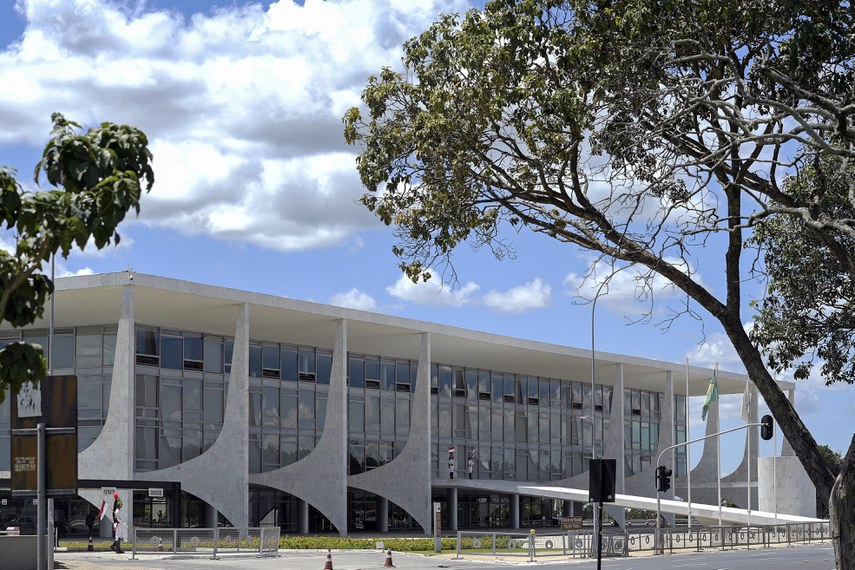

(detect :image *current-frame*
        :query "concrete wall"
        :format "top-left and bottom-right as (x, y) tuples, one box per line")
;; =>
(758, 456), (816, 518)
(0, 535), (38, 570)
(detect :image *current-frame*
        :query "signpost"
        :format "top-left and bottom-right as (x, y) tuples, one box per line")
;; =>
(10, 375), (78, 570)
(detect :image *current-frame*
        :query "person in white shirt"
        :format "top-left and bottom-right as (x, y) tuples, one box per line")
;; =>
(112, 500), (126, 554)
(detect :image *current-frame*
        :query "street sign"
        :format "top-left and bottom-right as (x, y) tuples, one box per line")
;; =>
(148, 488), (164, 498)
(10, 375), (78, 497)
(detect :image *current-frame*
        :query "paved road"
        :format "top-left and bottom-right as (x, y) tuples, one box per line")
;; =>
(55, 542), (835, 570)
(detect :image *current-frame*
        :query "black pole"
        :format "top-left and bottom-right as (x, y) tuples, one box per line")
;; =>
(596, 500), (603, 569)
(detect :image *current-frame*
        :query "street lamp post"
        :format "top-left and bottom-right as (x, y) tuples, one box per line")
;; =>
(590, 278), (608, 567)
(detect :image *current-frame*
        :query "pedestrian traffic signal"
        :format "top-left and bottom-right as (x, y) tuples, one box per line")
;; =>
(655, 465), (672, 493)
(761, 414), (774, 440)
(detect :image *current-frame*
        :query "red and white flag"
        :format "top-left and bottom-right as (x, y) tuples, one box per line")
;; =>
(97, 500), (109, 521)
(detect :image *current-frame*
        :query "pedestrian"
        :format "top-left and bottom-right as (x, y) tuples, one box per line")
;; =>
(85, 510), (95, 540)
(112, 499), (126, 553)
(109, 491), (119, 551)
(467, 454), (474, 479)
(448, 454), (456, 479)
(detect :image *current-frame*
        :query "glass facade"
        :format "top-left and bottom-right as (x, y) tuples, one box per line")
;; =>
(0, 316), (689, 534)
(430, 365), (617, 482)
(347, 354), (414, 474)
(133, 325), (333, 473)
(0, 326), (117, 470)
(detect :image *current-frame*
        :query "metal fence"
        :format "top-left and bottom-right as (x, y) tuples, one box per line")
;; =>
(457, 522), (830, 560)
(455, 530), (627, 560)
(132, 527), (280, 558)
(643, 522), (831, 554)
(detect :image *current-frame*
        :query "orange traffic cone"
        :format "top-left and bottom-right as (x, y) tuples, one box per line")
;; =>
(323, 548), (334, 570)
(384, 548), (394, 567)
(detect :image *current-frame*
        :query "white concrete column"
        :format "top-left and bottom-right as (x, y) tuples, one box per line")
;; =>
(378, 497), (389, 533)
(510, 494), (520, 529)
(613, 364), (625, 492)
(299, 500), (309, 534)
(205, 504), (218, 528)
(448, 488), (458, 531)
(79, 285), (135, 480)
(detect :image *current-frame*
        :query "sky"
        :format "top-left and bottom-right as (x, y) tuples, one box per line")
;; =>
(0, 0), (851, 476)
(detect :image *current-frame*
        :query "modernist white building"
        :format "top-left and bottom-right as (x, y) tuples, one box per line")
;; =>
(0, 272), (814, 535)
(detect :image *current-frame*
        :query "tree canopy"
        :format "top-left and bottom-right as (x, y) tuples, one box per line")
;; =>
(0, 113), (153, 400)
(751, 154), (855, 384)
(344, 0), (854, 565)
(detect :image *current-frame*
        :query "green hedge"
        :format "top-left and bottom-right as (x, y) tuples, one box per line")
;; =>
(279, 536), (458, 551)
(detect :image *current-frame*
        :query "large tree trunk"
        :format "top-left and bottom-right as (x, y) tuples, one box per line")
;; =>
(830, 435), (855, 569)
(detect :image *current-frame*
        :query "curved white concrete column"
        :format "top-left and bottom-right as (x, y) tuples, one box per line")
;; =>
(721, 385), (758, 509)
(250, 319), (349, 535)
(79, 285), (135, 481)
(684, 397), (722, 506)
(348, 332), (433, 535)
(140, 303), (250, 528)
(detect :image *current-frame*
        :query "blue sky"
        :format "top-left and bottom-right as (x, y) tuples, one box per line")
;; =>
(1, 0), (851, 475)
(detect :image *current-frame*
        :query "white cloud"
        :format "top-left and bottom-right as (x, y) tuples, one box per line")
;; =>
(386, 271), (480, 307)
(329, 288), (377, 311)
(686, 332), (746, 373)
(564, 258), (694, 316)
(1, 0), (469, 251)
(482, 277), (551, 313)
(56, 265), (95, 278)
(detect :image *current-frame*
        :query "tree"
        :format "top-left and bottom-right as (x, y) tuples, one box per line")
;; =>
(815, 446), (844, 519)
(750, 155), (855, 384)
(0, 113), (153, 400)
(343, 0), (854, 565)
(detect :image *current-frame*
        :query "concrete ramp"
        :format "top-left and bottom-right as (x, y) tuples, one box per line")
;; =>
(439, 479), (824, 525)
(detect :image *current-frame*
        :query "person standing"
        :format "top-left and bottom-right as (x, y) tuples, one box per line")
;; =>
(112, 499), (126, 553)
(467, 454), (475, 479)
(85, 510), (95, 540)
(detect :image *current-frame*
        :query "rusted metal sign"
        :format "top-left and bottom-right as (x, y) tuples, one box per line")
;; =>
(10, 375), (78, 496)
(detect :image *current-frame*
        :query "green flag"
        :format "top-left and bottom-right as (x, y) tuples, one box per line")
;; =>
(701, 371), (719, 421)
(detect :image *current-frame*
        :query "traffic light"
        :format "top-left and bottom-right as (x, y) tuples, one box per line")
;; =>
(655, 465), (672, 493)
(761, 414), (774, 440)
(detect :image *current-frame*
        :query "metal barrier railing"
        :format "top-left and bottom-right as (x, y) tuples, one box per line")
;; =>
(132, 527), (280, 558)
(457, 521), (830, 560)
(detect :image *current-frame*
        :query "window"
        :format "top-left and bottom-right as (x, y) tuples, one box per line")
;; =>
(53, 330), (74, 369)
(299, 347), (316, 382)
(184, 333), (203, 369)
(249, 343), (262, 378)
(381, 359), (395, 391)
(136, 326), (159, 365)
(262, 343), (280, 379)
(396, 361), (411, 392)
(348, 356), (364, 388)
(282, 346), (298, 382)
(204, 337), (223, 374)
(316, 351), (332, 385)
(161, 333), (182, 370)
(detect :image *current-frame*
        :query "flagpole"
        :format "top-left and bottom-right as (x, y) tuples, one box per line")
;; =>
(774, 423), (778, 526)
(716, 363), (722, 527)
(685, 358), (692, 530)
(747, 384), (752, 527)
